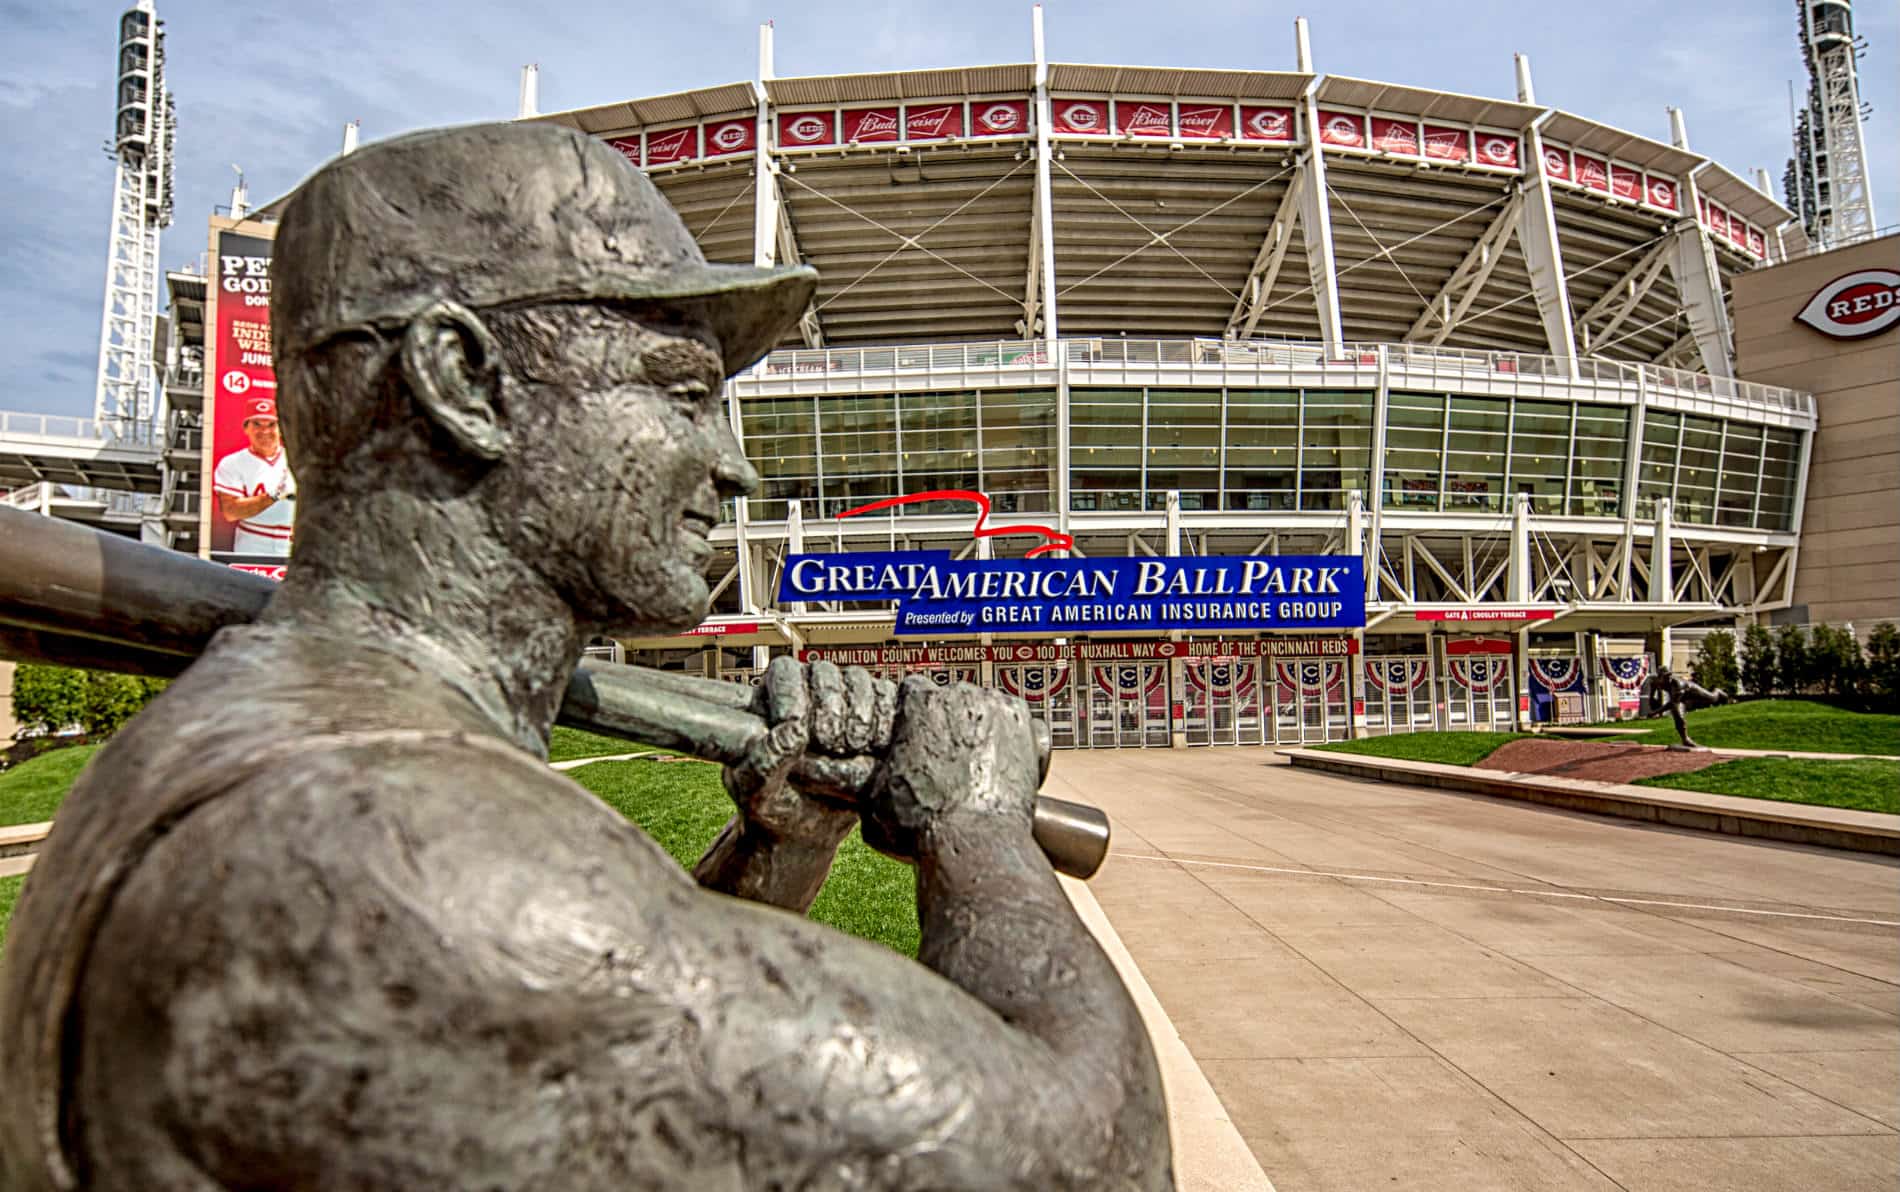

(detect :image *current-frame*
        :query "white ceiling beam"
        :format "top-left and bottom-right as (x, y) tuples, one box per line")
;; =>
(1226, 162), (1305, 340)
(1404, 191), (1521, 344)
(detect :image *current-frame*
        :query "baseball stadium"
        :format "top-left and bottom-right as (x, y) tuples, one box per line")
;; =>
(88, 10), (1888, 754)
(489, 16), (1841, 751)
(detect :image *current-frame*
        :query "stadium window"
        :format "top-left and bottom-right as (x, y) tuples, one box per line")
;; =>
(1444, 396), (1508, 513)
(818, 395), (900, 517)
(895, 390), (980, 516)
(1636, 410), (1680, 520)
(1298, 390), (1372, 512)
(1143, 389), (1221, 512)
(1507, 399), (1572, 516)
(1068, 388), (1144, 513)
(739, 396), (819, 521)
(1716, 422), (1763, 529)
(1382, 392), (1445, 511)
(1757, 428), (1802, 531)
(980, 389), (1057, 514)
(1567, 404), (1628, 518)
(1221, 389), (1299, 511)
(1674, 415), (1723, 525)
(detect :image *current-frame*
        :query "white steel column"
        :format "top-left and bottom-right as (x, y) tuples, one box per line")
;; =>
(1519, 104), (1580, 370)
(1666, 111), (1736, 379)
(1650, 497), (1674, 602)
(517, 64), (539, 119)
(1507, 492), (1532, 603)
(1032, 5), (1059, 345)
(1618, 370), (1647, 601)
(1293, 19), (1343, 352)
(1363, 346), (1390, 601)
(752, 25), (777, 269)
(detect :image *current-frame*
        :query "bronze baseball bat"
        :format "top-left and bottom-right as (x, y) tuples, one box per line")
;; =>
(0, 506), (1109, 878)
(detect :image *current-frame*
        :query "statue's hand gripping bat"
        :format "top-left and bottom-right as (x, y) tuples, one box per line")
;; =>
(0, 507), (1109, 877)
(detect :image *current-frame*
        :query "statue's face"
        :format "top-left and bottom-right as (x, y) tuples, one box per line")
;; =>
(495, 304), (757, 635)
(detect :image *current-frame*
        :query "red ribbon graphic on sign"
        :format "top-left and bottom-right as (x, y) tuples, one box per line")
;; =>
(836, 490), (1074, 557)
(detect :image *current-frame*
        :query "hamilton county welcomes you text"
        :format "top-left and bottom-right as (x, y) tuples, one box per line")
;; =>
(778, 552), (1366, 636)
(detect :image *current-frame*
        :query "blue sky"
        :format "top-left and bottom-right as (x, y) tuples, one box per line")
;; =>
(2, 0), (1893, 418)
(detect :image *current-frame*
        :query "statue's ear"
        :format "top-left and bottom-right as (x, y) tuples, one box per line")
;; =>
(400, 300), (510, 462)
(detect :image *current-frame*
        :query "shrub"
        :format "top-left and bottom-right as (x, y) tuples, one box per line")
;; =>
(1808, 625), (1866, 699)
(1690, 629), (1738, 696)
(10, 664), (165, 740)
(1739, 624), (1777, 698)
(1775, 624), (1810, 696)
(1867, 622), (1900, 710)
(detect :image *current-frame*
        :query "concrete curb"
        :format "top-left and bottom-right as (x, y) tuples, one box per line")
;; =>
(0, 821), (50, 860)
(1280, 748), (1900, 856)
(1060, 874), (1276, 1192)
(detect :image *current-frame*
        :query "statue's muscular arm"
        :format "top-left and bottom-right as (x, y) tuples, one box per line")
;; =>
(75, 689), (1169, 1191)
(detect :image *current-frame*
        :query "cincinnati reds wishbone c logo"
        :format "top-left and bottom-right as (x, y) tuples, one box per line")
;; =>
(709, 122), (748, 150)
(1249, 109), (1287, 137)
(1795, 270), (1900, 340)
(1061, 102), (1101, 131)
(787, 114), (828, 143)
(980, 103), (1021, 132)
(1482, 136), (1514, 163)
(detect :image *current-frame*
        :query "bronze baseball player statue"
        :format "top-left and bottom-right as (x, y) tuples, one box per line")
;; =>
(1644, 666), (1730, 749)
(0, 123), (1170, 1189)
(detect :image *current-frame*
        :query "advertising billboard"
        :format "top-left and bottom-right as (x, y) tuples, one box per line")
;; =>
(204, 222), (295, 571)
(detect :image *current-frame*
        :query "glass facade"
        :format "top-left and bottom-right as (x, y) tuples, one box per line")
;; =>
(738, 384), (1801, 531)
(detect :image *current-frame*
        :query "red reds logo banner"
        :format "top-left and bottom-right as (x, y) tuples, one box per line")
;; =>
(1176, 102), (1232, 140)
(1795, 269), (1900, 339)
(1746, 226), (1766, 258)
(972, 100), (1028, 136)
(1239, 106), (1295, 142)
(1319, 110), (1365, 148)
(1608, 163), (1639, 201)
(1116, 100), (1172, 137)
(777, 110), (837, 148)
(645, 126), (697, 165)
(1644, 174), (1679, 211)
(844, 106), (900, 142)
(1541, 144), (1572, 182)
(1052, 98), (1108, 135)
(1575, 153), (1609, 192)
(906, 103), (963, 140)
(1422, 124), (1469, 162)
(1476, 133), (1519, 168)
(1370, 116), (1420, 156)
(605, 136), (641, 166)
(704, 118), (755, 156)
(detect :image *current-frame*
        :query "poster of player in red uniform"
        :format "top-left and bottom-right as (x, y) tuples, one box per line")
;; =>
(205, 225), (296, 569)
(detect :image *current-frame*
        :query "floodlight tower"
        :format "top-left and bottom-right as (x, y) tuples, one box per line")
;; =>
(92, 0), (175, 439)
(1785, 0), (1877, 248)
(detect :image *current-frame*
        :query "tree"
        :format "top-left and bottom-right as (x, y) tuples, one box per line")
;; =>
(1866, 622), (1900, 711)
(1807, 625), (1866, 700)
(1691, 630), (1738, 695)
(1739, 624), (1777, 698)
(1775, 624), (1810, 696)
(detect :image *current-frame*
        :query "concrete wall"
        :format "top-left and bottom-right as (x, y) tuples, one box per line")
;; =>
(0, 660), (16, 741)
(1732, 233), (1900, 630)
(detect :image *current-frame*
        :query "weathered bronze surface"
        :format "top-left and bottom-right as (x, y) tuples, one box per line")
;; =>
(1645, 666), (1732, 749)
(0, 123), (1170, 1189)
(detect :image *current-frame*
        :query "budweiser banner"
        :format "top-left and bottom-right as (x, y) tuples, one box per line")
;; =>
(1370, 116), (1420, 156)
(778, 110), (837, 148)
(1239, 105), (1295, 142)
(905, 102), (962, 140)
(206, 226), (295, 566)
(1541, 143), (1572, 182)
(1608, 163), (1639, 201)
(843, 106), (900, 142)
(1727, 216), (1748, 248)
(645, 126), (697, 165)
(1575, 153), (1609, 192)
(971, 99), (1029, 136)
(1052, 98), (1109, 135)
(605, 136), (641, 166)
(1318, 110), (1366, 148)
(1644, 174), (1679, 211)
(1422, 124), (1469, 162)
(1176, 102), (1233, 140)
(1116, 99), (1173, 138)
(1706, 203), (1729, 239)
(1474, 132), (1519, 169)
(704, 117), (755, 156)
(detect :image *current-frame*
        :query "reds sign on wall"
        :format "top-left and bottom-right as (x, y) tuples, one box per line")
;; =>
(1318, 110), (1366, 148)
(704, 118), (755, 156)
(1474, 133), (1518, 169)
(1240, 106), (1295, 142)
(972, 100), (1028, 136)
(1644, 175), (1679, 211)
(778, 110), (837, 148)
(1795, 269), (1900, 339)
(1052, 99), (1108, 134)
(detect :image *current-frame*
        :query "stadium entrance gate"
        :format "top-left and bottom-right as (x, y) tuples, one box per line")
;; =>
(1442, 640), (1517, 731)
(1363, 655), (1435, 735)
(1180, 639), (1356, 746)
(1084, 660), (1171, 748)
(995, 659), (1079, 750)
(1180, 657), (1265, 746)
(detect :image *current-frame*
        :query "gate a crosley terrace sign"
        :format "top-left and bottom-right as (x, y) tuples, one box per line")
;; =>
(778, 551), (1367, 636)
(1794, 269), (1900, 340)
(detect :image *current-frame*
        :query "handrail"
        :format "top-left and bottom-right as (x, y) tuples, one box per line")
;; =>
(741, 336), (1814, 419)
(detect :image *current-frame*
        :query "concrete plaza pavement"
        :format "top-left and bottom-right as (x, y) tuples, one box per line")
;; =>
(1041, 747), (1900, 1191)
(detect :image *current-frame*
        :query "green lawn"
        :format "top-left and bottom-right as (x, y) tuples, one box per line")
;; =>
(1612, 699), (1900, 755)
(0, 874), (22, 954)
(0, 744), (100, 827)
(0, 749), (919, 960)
(1635, 757), (1900, 815)
(1313, 731), (1527, 766)
(548, 724), (656, 763)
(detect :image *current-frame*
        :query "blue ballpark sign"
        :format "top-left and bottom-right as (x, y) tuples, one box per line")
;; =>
(778, 552), (1366, 636)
